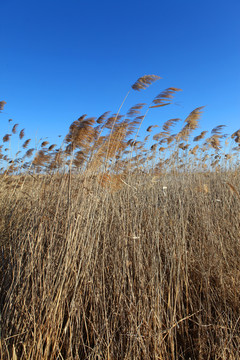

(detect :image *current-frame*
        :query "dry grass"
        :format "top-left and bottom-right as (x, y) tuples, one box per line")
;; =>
(0, 76), (240, 359)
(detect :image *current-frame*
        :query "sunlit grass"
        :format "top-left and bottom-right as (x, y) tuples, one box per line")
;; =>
(0, 77), (240, 359)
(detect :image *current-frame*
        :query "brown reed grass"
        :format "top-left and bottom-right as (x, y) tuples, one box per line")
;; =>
(1, 77), (240, 359)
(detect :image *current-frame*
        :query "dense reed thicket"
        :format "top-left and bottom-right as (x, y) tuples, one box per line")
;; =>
(0, 76), (240, 359)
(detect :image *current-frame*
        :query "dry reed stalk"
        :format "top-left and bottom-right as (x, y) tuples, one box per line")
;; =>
(98, 172), (125, 192)
(226, 182), (240, 199)
(2, 79), (240, 359)
(194, 183), (209, 194)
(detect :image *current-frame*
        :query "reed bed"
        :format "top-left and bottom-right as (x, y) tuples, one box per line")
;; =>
(0, 76), (240, 359)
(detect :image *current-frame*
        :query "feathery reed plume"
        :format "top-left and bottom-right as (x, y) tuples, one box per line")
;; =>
(231, 130), (240, 144)
(49, 149), (64, 170)
(125, 118), (141, 137)
(73, 150), (85, 168)
(150, 144), (158, 151)
(96, 111), (111, 124)
(166, 135), (175, 144)
(128, 140), (141, 149)
(3, 134), (11, 142)
(8, 119), (13, 122)
(176, 107), (204, 141)
(184, 106), (204, 130)
(19, 129), (25, 139)
(127, 103), (146, 117)
(224, 154), (231, 160)
(0, 100), (6, 111)
(12, 123), (19, 134)
(178, 143), (189, 150)
(65, 116), (96, 152)
(211, 125), (226, 135)
(162, 118), (180, 131)
(33, 150), (51, 166)
(25, 148), (34, 158)
(193, 131), (208, 141)
(48, 144), (57, 151)
(41, 141), (49, 147)
(22, 139), (31, 148)
(150, 87), (182, 108)
(190, 145), (199, 155)
(131, 75), (161, 91)
(231, 129), (240, 139)
(159, 147), (166, 152)
(147, 125), (158, 132)
(105, 115), (117, 129)
(153, 131), (168, 141)
(102, 122), (128, 161)
(127, 139), (134, 147)
(205, 135), (221, 150)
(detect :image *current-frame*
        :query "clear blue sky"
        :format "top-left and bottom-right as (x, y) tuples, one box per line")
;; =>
(1, 0), (239, 147)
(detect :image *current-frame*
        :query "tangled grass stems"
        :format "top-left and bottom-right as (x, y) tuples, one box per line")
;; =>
(0, 75), (240, 359)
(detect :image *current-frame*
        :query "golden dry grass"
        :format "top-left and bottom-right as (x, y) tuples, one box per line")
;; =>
(0, 76), (240, 359)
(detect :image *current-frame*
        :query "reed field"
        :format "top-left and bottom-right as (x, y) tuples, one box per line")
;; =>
(0, 75), (240, 359)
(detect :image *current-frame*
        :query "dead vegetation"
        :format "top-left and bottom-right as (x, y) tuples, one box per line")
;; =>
(0, 76), (240, 359)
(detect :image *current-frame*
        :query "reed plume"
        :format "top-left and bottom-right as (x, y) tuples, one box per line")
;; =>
(33, 150), (51, 166)
(131, 74), (161, 91)
(22, 139), (31, 148)
(146, 125), (158, 132)
(193, 131), (208, 141)
(3, 134), (11, 142)
(0, 100), (6, 111)
(211, 125), (226, 135)
(48, 144), (57, 151)
(150, 87), (182, 108)
(1, 77), (240, 360)
(12, 124), (19, 134)
(19, 129), (25, 139)
(162, 118), (180, 131)
(25, 148), (34, 157)
(127, 103), (146, 117)
(96, 111), (111, 124)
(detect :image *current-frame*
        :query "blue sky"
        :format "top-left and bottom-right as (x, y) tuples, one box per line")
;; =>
(1, 0), (239, 148)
